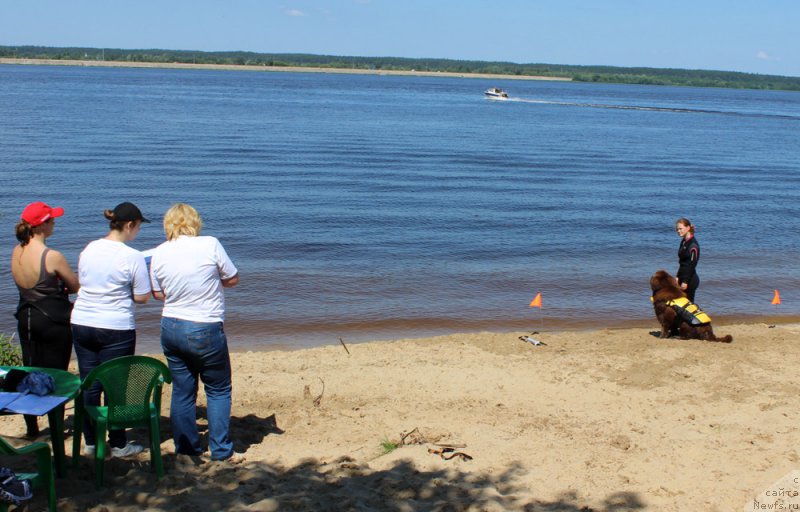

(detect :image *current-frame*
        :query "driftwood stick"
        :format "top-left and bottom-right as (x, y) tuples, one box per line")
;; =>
(338, 337), (351, 355)
(432, 442), (467, 449)
(399, 427), (421, 446)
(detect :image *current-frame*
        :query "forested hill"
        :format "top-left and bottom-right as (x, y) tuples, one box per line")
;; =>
(2, 45), (799, 91)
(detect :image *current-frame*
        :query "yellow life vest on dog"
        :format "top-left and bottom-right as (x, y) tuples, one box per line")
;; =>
(665, 297), (712, 325)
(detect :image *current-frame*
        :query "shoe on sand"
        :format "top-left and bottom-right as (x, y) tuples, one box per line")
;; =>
(227, 452), (246, 464)
(175, 453), (207, 470)
(211, 452), (246, 464)
(111, 443), (144, 458)
(0, 468), (33, 506)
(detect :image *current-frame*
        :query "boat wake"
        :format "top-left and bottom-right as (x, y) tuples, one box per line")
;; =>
(506, 97), (800, 120)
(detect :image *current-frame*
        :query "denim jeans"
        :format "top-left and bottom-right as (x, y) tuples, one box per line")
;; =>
(160, 317), (233, 460)
(71, 324), (137, 448)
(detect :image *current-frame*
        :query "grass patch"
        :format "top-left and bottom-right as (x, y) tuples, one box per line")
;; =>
(0, 333), (22, 366)
(379, 438), (399, 455)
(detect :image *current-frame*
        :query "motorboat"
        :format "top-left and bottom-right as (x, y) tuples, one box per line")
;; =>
(484, 87), (509, 99)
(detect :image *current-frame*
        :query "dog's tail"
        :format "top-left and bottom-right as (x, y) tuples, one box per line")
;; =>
(711, 333), (733, 343)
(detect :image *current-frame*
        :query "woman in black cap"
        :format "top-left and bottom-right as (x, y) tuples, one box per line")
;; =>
(11, 201), (79, 437)
(70, 202), (152, 458)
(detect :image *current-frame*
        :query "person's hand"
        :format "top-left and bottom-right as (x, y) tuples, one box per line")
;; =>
(680, 283), (688, 290)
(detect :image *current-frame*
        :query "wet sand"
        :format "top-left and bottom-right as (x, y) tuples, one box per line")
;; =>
(1, 322), (798, 511)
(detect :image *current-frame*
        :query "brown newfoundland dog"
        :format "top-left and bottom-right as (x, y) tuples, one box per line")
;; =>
(649, 270), (732, 343)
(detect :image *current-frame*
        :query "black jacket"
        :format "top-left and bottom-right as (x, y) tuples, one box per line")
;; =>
(677, 236), (700, 285)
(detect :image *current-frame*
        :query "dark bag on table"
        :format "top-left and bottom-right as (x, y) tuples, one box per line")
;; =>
(17, 372), (55, 396)
(0, 370), (29, 392)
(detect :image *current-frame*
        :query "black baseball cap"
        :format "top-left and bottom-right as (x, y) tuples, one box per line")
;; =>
(112, 202), (151, 223)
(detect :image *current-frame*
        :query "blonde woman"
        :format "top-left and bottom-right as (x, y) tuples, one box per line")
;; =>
(149, 203), (241, 462)
(11, 201), (79, 437)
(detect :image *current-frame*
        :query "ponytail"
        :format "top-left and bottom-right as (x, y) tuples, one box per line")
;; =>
(15, 220), (33, 246)
(104, 209), (127, 231)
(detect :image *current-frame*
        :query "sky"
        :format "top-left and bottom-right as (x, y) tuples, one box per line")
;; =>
(1, 0), (798, 77)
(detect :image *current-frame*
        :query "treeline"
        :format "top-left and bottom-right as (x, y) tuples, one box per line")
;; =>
(569, 66), (800, 90)
(2, 45), (799, 91)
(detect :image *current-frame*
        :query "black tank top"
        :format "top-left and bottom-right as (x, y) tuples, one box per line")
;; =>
(15, 248), (73, 325)
(17, 248), (63, 302)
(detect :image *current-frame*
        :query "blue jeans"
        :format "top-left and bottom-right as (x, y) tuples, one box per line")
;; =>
(71, 324), (137, 448)
(160, 317), (233, 460)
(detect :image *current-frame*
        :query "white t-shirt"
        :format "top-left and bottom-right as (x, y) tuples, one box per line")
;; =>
(71, 238), (151, 330)
(149, 235), (238, 323)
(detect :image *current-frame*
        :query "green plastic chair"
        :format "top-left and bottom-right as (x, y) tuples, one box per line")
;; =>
(0, 436), (56, 512)
(70, 355), (172, 488)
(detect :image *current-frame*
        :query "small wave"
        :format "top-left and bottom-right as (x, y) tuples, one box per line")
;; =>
(506, 97), (800, 120)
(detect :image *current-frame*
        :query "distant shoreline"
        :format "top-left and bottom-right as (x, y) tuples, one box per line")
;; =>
(0, 57), (572, 81)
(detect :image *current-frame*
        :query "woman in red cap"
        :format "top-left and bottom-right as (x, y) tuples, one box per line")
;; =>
(11, 201), (80, 438)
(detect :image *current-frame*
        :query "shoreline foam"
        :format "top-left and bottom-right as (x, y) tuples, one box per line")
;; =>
(174, 313), (800, 352)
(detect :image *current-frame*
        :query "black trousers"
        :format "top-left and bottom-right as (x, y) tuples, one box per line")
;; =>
(683, 274), (700, 303)
(17, 307), (72, 435)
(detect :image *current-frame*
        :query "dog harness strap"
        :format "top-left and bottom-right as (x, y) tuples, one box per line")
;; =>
(666, 297), (712, 325)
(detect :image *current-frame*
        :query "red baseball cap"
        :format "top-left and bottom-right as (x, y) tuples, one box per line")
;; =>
(21, 202), (64, 227)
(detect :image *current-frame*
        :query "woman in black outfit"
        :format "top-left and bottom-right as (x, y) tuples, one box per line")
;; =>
(675, 217), (700, 302)
(11, 202), (79, 437)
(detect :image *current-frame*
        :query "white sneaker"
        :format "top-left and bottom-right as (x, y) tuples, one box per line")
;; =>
(83, 444), (96, 456)
(111, 443), (144, 458)
(211, 452), (246, 464)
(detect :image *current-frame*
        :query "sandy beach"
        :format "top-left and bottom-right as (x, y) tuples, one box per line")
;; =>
(1, 321), (798, 511)
(0, 57), (571, 82)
